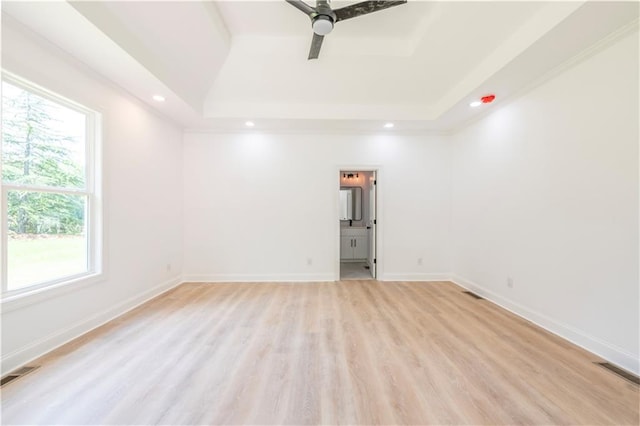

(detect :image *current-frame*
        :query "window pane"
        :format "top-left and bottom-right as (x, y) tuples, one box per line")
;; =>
(6, 191), (88, 290)
(1, 81), (86, 189)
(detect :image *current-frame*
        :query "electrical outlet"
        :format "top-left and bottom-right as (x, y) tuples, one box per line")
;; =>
(417, 257), (423, 266)
(306, 258), (313, 266)
(507, 277), (514, 288)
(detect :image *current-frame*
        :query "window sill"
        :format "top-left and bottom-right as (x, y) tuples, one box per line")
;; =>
(1, 272), (105, 314)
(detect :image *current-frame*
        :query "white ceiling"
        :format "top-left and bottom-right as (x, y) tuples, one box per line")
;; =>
(2, 1), (639, 132)
(69, 1), (230, 112)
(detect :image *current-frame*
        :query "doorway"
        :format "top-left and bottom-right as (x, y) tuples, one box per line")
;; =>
(338, 170), (377, 280)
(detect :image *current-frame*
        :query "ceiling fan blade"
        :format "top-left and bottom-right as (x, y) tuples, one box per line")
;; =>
(285, 0), (315, 16)
(334, 0), (407, 22)
(308, 33), (324, 60)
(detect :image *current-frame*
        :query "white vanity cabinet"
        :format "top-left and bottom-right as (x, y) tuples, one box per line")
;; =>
(340, 228), (368, 260)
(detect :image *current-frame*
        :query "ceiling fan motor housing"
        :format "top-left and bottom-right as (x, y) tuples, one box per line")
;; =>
(285, 0), (408, 59)
(312, 15), (334, 35)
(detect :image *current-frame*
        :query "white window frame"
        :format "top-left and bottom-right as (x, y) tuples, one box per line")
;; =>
(0, 71), (103, 303)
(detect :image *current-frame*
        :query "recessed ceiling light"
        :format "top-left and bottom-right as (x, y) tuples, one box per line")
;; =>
(469, 101), (482, 107)
(152, 95), (165, 102)
(245, 121), (255, 128)
(384, 122), (394, 129)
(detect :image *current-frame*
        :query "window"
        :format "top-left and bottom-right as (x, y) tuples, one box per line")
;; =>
(1, 73), (102, 298)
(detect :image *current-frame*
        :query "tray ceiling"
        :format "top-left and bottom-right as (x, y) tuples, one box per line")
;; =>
(2, 1), (638, 131)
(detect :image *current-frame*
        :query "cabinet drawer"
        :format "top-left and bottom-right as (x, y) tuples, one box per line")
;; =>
(341, 227), (367, 237)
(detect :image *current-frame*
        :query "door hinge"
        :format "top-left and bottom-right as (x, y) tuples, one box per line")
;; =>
(373, 258), (377, 264)
(374, 180), (377, 185)
(373, 219), (376, 225)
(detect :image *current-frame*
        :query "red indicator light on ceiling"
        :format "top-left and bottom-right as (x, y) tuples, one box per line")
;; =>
(481, 94), (496, 104)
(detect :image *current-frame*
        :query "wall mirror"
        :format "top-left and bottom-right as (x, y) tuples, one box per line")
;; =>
(339, 187), (362, 220)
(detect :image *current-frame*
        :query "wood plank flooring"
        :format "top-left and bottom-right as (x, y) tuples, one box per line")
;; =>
(2, 281), (638, 425)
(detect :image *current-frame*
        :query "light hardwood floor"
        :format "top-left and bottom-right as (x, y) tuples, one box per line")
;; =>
(1, 281), (638, 425)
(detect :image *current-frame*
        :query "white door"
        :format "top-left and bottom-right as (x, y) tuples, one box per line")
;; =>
(368, 172), (377, 277)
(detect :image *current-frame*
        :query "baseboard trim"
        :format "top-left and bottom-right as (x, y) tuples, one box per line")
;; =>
(183, 273), (453, 283)
(1, 276), (183, 376)
(450, 274), (640, 376)
(182, 273), (336, 283)
(381, 273), (451, 282)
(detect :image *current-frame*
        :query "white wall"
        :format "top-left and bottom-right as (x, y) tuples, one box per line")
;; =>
(183, 132), (452, 282)
(1, 19), (184, 374)
(451, 30), (639, 373)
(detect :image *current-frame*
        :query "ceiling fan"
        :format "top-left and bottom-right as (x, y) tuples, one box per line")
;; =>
(285, 0), (407, 60)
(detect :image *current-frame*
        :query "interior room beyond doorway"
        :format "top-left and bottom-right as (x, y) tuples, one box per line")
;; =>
(339, 170), (376, 280)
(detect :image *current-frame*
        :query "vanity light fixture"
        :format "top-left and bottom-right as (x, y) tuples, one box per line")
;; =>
(343, 173), (359, 179)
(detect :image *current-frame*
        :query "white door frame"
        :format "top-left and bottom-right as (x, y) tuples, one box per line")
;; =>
(334, 166), (382, 281)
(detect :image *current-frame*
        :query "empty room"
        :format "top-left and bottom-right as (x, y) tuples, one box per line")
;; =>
(1, 1), (638, 424)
